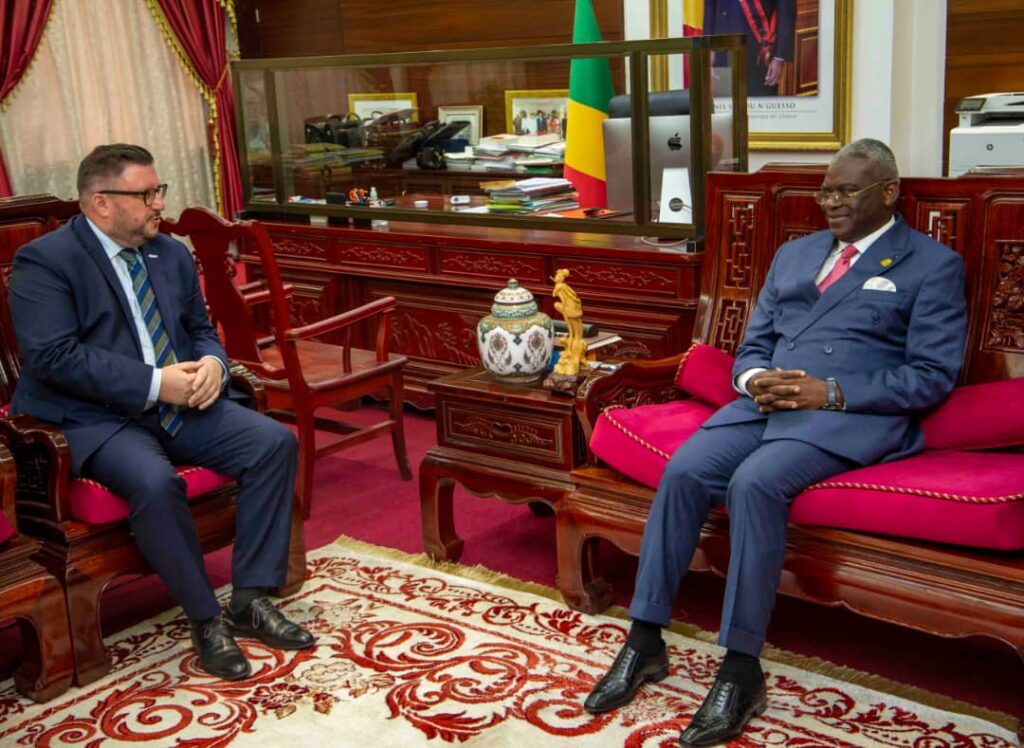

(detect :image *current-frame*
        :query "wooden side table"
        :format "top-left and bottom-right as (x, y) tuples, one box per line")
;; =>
(419, 367), (585, 561)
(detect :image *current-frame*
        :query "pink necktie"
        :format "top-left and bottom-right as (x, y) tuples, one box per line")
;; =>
(817, 244), (859, 293)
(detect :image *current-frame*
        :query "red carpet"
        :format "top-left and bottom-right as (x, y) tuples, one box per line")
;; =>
(2, 404), (1020, 725)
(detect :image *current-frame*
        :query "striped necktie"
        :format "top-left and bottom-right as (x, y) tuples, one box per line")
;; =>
(119, 249), (183, 436)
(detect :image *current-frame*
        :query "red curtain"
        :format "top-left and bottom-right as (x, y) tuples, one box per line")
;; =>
(0, 0), (54, 197)
(154, 0), (242, 216)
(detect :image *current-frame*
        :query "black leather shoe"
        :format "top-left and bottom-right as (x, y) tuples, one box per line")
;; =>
(584, 643), (670, 713)
(678, 675), (767, 746)
(227, 596), (316, 650)
(191, 614), (251, 681)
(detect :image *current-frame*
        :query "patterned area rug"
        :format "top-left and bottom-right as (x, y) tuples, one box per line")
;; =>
(0, 537), (1016, 746)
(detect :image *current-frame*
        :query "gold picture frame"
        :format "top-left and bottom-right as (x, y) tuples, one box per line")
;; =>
(437, 104), (483, 145)
(677, 0), (852, 150)
(347, 92), (420, 123)
(504, 89), (569, 137)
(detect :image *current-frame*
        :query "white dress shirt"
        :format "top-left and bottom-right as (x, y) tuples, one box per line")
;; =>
(735, 216), (897, 396)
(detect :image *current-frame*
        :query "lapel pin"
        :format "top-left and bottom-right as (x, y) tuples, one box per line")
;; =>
(147, 254), (158, 258)
(880, 258), (892, 267)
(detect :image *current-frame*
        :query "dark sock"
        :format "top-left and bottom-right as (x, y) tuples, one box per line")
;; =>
(718, 649), (763, 690)
(626, 619), (665, 656)
(229, 587), (265, 616)
(190, 613), (219, 629)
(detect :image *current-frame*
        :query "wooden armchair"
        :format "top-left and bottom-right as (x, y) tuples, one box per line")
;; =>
(0, 433), (74, 702)
(160, 207), (412, 518)
(0, 195), (306, 686)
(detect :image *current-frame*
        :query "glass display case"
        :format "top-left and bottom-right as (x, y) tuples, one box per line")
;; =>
(233, 35), (747, 238)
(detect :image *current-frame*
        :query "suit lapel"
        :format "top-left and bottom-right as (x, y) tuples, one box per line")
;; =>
(790, 218), (914, 339)
(796, 232), (835, 307)
(70, 216), (144, 357)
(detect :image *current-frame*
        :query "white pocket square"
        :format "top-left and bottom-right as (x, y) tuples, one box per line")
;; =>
(862, 276), (897, 292)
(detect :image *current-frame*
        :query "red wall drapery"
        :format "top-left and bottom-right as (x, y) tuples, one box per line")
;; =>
(0, 0), (54, 197)
(154, 0), (242, 217)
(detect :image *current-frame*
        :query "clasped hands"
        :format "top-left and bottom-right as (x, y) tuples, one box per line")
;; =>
(158, 359), (222, 410)
(747, 369), (829, 413)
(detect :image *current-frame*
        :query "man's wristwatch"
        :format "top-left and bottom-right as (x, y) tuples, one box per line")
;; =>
(822, 377), (844, 411)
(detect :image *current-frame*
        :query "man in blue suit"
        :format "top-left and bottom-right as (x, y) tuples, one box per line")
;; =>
(8, 144), (314, 681)
(584, 139), (967, 745)
(704, 0), (796, 96)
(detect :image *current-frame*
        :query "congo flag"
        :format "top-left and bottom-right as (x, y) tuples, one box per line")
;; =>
(563, 0), (615, 209)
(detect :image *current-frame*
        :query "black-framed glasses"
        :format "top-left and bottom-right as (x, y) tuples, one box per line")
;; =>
(814, 178), (890, 206)
(97, 183), (168, 206)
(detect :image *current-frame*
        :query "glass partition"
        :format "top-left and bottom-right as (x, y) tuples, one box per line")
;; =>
(232, 36), (747, 238)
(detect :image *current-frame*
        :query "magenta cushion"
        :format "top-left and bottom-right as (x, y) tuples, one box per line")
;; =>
(920, 378), (1024, 451)
(792, 450), (1024, 550)
(0, 512), (13, 545)
(69, 467), (234, 525)
(590, 399), (716, 489)
(674, 343), (737, 408)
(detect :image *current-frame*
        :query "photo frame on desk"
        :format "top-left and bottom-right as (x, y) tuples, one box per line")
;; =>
(504, 89), (569, 138)
(437, 105), (483, 145)
(347, 92), (420, 124)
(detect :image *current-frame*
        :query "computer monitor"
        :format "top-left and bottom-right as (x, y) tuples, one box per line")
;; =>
(602, 113), (734, 214)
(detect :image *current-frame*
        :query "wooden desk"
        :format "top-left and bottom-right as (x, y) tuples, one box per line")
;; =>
(244, 219), (703, 408)
(419, 367), (585, 561)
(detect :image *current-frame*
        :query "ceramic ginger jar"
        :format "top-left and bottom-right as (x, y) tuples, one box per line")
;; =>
(477, 279), (554, 383)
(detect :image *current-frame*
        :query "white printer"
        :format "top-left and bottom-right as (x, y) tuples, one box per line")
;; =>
(948, 92), (1024, 176)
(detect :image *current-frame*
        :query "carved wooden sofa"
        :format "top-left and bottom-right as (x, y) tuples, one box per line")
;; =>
(557, 166), (1024, 737)
(0, 195), (307, 686)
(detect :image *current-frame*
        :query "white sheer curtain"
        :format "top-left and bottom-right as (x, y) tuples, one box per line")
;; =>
(0, 0), (216, 217)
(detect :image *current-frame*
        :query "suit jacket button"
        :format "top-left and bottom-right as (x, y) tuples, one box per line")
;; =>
(824, 345), (834, 354)
(786, 342), (795, 350)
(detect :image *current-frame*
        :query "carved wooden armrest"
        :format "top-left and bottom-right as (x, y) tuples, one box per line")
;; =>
(228, 360), (268, 414)
(0, 414), (73, 525)
(282, 295), (395, 343)
(239, 281), (294, 308)
(574, 354), (687, 445)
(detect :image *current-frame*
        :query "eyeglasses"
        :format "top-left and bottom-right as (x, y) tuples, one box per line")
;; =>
(97, 183), (168, 206)
(813, 178), (889, 206)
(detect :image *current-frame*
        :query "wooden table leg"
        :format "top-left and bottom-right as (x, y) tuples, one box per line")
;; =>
(419, 452), (464, 562)
(555, 508), (612, 614)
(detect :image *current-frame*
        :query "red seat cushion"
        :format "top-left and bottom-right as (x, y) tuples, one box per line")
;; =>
(674, 343), (738, 408)
(921, 377), (1024, 451)
(69, 467), (234, 524)
(0, 512), (13, 545)
(590, 398), (1024, 551)
(590, 399), (715, 489)
(791, 451), (1024, 551)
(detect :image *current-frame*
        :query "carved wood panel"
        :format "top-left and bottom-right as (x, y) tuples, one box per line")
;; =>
(268, 233), (330, 260)
(560, 262), (678, 296)
(341, 242), (429, 270)
(441, 400), (566, 467)
(723, 199), (757, 290)
(985, 241), (1024, 351)
(439, 251), (544, 284)
(915, 200), (970, 254)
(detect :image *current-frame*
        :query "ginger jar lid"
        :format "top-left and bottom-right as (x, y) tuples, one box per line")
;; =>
(491, 278), (538, 318)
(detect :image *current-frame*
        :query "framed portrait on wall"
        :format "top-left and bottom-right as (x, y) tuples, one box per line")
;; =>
(677, 0), (852, 149)
(437, 105), (483, 145)
(504, 89), (569, 138)
(347, 92), (420, 124)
